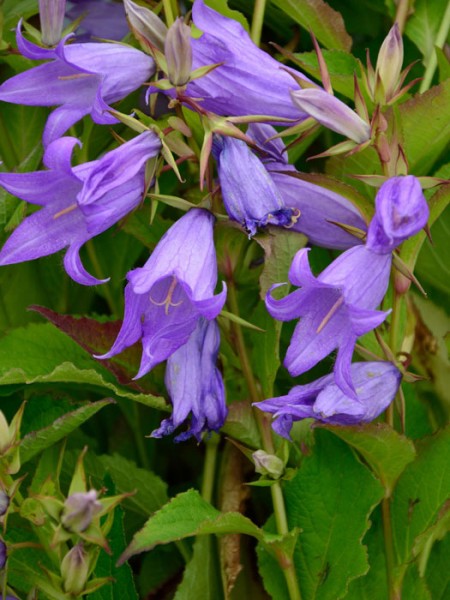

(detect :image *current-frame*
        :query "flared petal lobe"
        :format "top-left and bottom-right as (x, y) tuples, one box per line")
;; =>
(366, 176), (429, 253)
(98, 209), (227, 377)
(152, 318), (227, 441)
(255, 362), (401, 438)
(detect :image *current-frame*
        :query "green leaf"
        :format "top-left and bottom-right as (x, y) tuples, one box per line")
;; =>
(292, 50), (361, 99)
(88, 506), (139, 600)
(250, 303), (282, 399)
(258, 430), (384, 600)
(416, 204), (450, 295)
(120, 489), (295, 563)
(272, 0), (352, 51)
(19, 399), (114, 464)
(0, 323), (166, 410)
(323, 423), (416, 496)
(404, 0), (448, 65)
(221, 401), (262, 449)
(425, 535), (450, 599)
(174, 536), (223, 600)
(391, 427), (450, 569)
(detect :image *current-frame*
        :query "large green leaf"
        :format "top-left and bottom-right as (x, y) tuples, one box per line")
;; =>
(258, 430), (384, 600)
(391, 427), (450, 575)
(425, 535), (450, 599)
(0, 323), (166, 410)
(323, 423), (416, 496)
(174, 536), (223, 600)
(272, 0), (352, 51)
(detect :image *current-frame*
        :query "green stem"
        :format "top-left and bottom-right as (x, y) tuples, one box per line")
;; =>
(394, 0), (411, 34)
(85, 240), (119, 316)
(251, 0), (267, 46)
(201, 433), (219, 503)
(386, 290), (403, 427)
(419, 0), (450, 93)
(163, 0), (175, 27)
(227, 280), (302, 600)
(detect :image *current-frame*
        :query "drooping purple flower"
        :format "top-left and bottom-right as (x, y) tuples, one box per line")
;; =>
(266, 247), (391, 398)
(247, 124), (368, 249)
(0, 25), (154, 146)
(0, 131), (161, 285)
(290, 88), (371, 143)
(254, 362), (401, 439)
(181, 0), (310, 120)
(66, 0), (129, 41)
(213, 135), (297, 236)
(98, 209), (227, 378)
(151, 318), (227, 442)
(366, 175), (429, 254)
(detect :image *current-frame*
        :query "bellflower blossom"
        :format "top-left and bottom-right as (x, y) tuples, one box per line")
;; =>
(266, 247), (391, 398)
(152, 318), (227, 442)
(0, 25), (154, 146)
(182, 0), (310, 120)
(213, 135), (297, 236)
(247, 124), (368, 249)
(98, 209), (227, 378)
(0, 131), (162, 285)
(254, 362), (402, 439)
(66, 0), (129, 41)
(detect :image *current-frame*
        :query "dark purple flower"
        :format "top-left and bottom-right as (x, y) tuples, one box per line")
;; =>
(0, 131), (161, 285)
(213, 135), (297, 236)
(254, 362), (401, 439)
(182, 0), (309, 120)
(99, 209), (227, 378)
(0, 25), (154, 146)
(366, 175), (429, 254)
(0, 539), (6, 570)
(247, 124), (368, 249)
(266, 247), (391, 398)
(66, 0), (129, 41)
(152, 318), (227, 442)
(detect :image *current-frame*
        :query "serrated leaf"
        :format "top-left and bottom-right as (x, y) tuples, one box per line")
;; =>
(19, 399), (114, 464)
(120, 489), (295, 563)
(391, 427), (450, 569)
(258, 430), (384, 600)
(425, 535), (450, 599)
(323, 423), (416, 496)
(0, 323), (166, 410)
(174, 536), (223, 600)
(273, 0), (352, 51)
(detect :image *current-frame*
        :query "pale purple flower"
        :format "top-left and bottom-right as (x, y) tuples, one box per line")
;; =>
(39, 0), (66, 46)
(247, 123), (368, 249)
(98, 209), (227, 378)
(62, 490), (102, 533)
(213, 135), (297, 236)
(182, 0), (310, 120)
(0, 24), (154, 146)
(290, 88), (371, 143)
(152, 318), (227, 442)
(266, 247), (391, 398)
(254, 362), (401, 439)
(0, 131), (161, 285)
(366, 175), (429, 254)
(66, 0), (129, 41)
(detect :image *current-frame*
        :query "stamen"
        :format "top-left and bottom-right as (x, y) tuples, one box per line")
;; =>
(284, 207), (301, 229)
(58, 73), (94, 80)
(149, 277), (184, 315)
(316, 296), (344, 333)
(53, 203), (78, 219)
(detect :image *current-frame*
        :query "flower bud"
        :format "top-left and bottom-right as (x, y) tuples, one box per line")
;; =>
(39, 0), (66, 46)
(290, 88), (371, 144)
(0, 412), (11, 454)
(0, 491), (9, 517)
(376, 23), (403, 101)
(61, 490), (102, 533)
(252, 450), (284, 479)
(165, 18), (192, 87)
(61, 543), (89, 595)
(124, 0), (168, 52)
(0, 538), (7, 569)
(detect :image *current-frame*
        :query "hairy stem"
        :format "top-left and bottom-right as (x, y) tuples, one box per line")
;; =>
(251, 0), (267, 46)
(227, 280), (302, 600)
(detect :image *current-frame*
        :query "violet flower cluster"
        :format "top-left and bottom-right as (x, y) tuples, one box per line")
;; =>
(0, 0), (430, 442)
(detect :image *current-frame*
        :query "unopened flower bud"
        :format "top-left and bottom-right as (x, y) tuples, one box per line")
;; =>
(0, 538), (7, 569)
(0, 412), (11, 454)
(376, 23), (403, 101)
(61, 543), (89, 595)
(0, 491), (9, 517)
(61, 490), (102, 533)
(252, 450), (284, 479)
(124, 0), (168, 52)
(165, 18), (192, 86)
(39, 0), (66, 46)
(291, 88), (371, 144)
